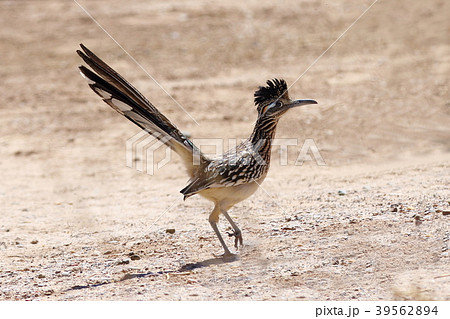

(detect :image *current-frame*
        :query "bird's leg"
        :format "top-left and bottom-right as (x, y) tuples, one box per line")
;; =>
(209, 220), (232, 257)
(208, 206), (233, 257)
(222, 210), (243, 249)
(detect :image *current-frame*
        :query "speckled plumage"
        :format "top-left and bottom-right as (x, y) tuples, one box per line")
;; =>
(78, 44), (317, 256)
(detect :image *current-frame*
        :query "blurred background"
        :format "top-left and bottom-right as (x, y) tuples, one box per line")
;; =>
(1, 0), (448, 168)
(0, 0), (449, 300)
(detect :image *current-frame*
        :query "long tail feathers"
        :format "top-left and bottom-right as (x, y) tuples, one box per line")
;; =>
(77, 44), (205, 175)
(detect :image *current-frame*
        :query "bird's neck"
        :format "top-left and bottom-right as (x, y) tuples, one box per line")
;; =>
(249, 116), (279, 164)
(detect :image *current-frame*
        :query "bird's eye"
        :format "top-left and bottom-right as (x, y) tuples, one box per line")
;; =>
(276, 101), (283, 107)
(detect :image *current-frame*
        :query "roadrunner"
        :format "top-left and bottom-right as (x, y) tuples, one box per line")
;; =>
(77, 44), (317, 256)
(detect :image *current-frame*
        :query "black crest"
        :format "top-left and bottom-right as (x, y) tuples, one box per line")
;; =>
(254, 78), (288, 107)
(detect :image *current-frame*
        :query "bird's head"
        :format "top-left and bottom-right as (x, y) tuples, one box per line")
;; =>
(254, 79), (317, 118)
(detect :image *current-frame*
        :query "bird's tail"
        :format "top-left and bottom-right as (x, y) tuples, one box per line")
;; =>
(77, 44), (205, 175)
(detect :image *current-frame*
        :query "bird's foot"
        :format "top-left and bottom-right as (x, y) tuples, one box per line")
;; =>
(213, 251), (239, 261)
(227, 229), (243, 249)
(212, 250), (238, 261)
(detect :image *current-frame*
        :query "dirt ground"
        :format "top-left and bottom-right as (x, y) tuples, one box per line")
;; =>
(0, 0), (449, 300)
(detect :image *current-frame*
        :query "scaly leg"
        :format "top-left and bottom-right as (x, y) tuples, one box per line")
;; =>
(209, 220), (232, 256)
(208, 205), (233, 256)
(222, 210), (243, 249)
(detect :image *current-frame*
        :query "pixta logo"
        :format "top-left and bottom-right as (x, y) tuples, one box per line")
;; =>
(126, 130), (325, 175)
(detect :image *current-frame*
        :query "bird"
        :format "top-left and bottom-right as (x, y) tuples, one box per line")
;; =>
(77, 43), (317, 257)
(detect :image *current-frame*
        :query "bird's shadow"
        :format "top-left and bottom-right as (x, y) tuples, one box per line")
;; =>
(180, 254), (238, 271)
(66, 254), (238, 291)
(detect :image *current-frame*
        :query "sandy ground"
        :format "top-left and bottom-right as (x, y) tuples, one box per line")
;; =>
(0, 0), (449, 300)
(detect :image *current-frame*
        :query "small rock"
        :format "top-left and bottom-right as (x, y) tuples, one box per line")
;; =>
(121, 274), (137, 281)
(442, 211), (450, 216)
(130, 254), (141, 261)
(127, 266), (141, 271)
(98, 277), (112, 283)
(338, 189), (347, 195)
(43, 289), (54, 296)
(117, 259), (130, 265)
(37, 274), (45, 279)
(61, 271), (71, 277)
(31, 240), (38, 244)
(89, 277), (111, 284)
(166, 228), (176, 234)
(414, 215), (422, 226)
(442, 252), (448, 257)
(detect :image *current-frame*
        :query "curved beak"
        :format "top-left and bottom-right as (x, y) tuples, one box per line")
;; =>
(287, 99), (318, 109)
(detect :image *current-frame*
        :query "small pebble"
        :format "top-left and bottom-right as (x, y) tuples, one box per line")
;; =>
(31, 240), (38, 244)
(338, 189), (347, 195)
(130, 254), (141, 261)
(166, 228), (176, 234)
(89, 277), (111, 284)
(128, 266), (140, 271)
(117, 259), (130, 265)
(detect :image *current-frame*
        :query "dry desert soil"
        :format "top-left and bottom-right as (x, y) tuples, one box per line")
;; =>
(0, 0), (449, 300)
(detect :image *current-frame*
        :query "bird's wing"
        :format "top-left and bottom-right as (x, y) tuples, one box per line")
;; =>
(180, 151), (265, 198)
